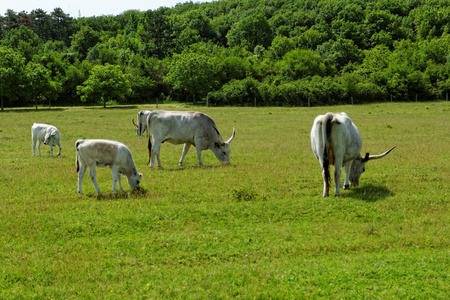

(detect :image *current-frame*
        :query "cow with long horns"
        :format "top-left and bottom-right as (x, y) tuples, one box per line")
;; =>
(132, 110), (151, 137)
(311, 112), (395, 197)
(146, 110), (235, 168)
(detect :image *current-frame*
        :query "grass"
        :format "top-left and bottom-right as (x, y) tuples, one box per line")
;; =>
(0, 102), (449, 298)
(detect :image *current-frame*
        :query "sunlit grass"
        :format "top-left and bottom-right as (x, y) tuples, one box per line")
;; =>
(0, 102), (449, 298)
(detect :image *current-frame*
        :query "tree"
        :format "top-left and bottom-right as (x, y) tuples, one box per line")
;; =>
(25, 62), (61, 109)
(69, 26), (101, 60)
(0, 25), (43, 61)
(164, 52), (218, 103)
(77, 64), (132, 108)
(0, 46), (26, 110)
(141, 8), (174, 59)
(267, 36), (295, 60)
(277, 49), (328, 80)
(226, 13), (273, 50)
(318, 38), (364, 71)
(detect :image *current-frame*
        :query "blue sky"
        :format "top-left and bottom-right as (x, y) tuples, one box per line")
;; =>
(1, 0), (213, 18)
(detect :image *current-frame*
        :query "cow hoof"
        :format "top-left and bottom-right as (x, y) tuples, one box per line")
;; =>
(344, 184), (350, 190)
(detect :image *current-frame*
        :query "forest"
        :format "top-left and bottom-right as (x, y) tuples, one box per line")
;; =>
(0, 0), (449, 109)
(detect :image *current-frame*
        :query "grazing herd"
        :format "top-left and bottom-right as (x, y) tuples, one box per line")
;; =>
(32, 110), (395, 197)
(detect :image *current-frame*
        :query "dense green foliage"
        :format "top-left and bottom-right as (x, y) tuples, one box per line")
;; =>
(1, 0), (450, 109)
(0, 102), (449, 297)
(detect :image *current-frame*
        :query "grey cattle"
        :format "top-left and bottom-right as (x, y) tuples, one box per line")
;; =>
(132, 110), (151, 137)
(146, 110), (235, 168)
(76, 139), (142, 195)
(311, 112), (395, 197)
(31, 123), (62, 157)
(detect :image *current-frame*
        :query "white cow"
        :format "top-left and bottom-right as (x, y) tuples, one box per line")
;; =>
(31, 123), (62, 157)
(75, 139), (142, 195)
(132, 110), (151, 137)
(311, 112), (395, 197)
(146, 110), (235, 168)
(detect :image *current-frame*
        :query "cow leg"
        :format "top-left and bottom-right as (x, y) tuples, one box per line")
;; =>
(150, 141), (162, 168)
(333, 160), (343, 196)
(49, 145), (54, 157)
(343, 161), (352, 190)
(89, 166), (102, 195)
(117, 174), (123, 191)
(322, 168), (329, 197)
(57, 142), (62, 156)
(195, 145), (204, 166)
(111, 167), (120, 193)
(37, 140), (42, 157)
(179, 143), (191, 166)
(32, 139), (36, 156)
(77, 164), (87, 194)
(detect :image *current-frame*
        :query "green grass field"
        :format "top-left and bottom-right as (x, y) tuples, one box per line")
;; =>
(0, 102), (449, 298)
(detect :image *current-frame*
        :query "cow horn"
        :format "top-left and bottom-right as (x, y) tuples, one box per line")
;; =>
(225, 127), (236, 144)
(132, 118), (138, 128)
(366, 146), (396, 161)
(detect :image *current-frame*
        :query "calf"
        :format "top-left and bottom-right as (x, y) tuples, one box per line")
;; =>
(75, 139), (142, 195)
(31, 123), (62, 157)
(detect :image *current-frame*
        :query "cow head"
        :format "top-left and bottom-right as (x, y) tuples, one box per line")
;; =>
(44, 133), (57, 146)
(349, 146), (396, 187)
(211, 127), (236, 164)
(126, 171), (142, 189)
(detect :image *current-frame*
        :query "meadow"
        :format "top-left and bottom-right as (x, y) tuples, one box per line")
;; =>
(0, 102), (449, 298)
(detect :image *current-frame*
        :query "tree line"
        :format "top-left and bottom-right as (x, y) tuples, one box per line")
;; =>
(1, 0), (449, 110)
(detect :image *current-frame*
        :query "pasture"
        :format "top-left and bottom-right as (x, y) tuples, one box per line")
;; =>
(0, 102), (449, 298)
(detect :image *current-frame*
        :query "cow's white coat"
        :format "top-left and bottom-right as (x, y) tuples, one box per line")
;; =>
(31, 123), (62, 157)
(146, 110), (235, 168)
(311, 112), (395, 197)
(133, 110), (151, 137)
(75, 139), (142, 195)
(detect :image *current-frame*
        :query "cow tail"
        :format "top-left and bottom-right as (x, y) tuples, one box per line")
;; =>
(322, 113), (333, 185)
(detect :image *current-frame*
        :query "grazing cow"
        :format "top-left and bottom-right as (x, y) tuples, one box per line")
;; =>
(75, 139), (142, 195)
(31, 123), (62, 157)
(146, 110), (235, 168)
(311, 112), (395, 197)
(132, 110), (151, 137)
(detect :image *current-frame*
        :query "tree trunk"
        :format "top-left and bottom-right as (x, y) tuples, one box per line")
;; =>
(1, 96), (3, 111)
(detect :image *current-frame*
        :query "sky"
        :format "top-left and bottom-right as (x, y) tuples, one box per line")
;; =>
(1, 0), (213, 18)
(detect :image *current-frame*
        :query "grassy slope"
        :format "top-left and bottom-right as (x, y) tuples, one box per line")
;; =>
(0, 102), (449, 298)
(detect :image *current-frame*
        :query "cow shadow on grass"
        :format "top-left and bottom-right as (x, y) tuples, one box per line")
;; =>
(157, 164), (237, 172)
(90, 187), (149, 200)
(345, 183), (394, 202)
